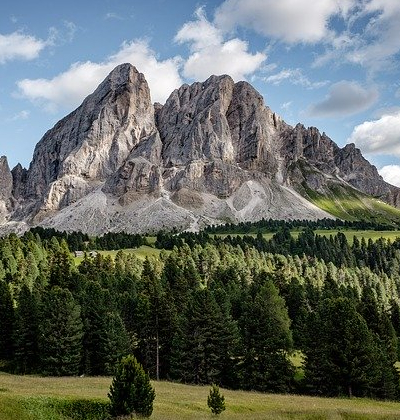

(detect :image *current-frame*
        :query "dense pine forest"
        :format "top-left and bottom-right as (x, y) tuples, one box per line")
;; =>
(1, 222), (400, 400)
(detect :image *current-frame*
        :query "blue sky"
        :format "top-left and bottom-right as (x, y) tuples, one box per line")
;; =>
(1, 0), (400, 186)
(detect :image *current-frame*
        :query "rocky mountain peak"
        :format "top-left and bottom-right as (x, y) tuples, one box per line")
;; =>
(2, 64), (400, 234)
(0, 156), (12, 200)
(23, 63), (158, 216)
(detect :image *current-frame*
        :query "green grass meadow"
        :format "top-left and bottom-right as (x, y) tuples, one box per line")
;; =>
(2, 373), (400, 420)
(215, 230), (400, 243)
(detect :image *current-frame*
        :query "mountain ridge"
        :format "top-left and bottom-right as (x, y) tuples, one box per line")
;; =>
(1, 63), (400, 234)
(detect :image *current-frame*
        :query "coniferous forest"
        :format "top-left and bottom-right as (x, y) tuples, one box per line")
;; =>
(1, 224), (400, 400)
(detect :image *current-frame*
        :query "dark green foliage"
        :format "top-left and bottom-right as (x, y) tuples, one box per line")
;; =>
(108, 354), (155, 418)
(207, 384), (226, 415)
(170, 288), (239, 385)
(303, 297), (397, 398)
(240, 279), (294, 392)
(2, 223), (400, 402)
(13, 284), (40, 373)
(39, 286), (83, 376)
(0, 280), (14, 365)
(103, 312), (131, 376)
(52, 398), (111, 420)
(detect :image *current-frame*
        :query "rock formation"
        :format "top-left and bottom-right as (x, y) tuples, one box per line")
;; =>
(2, 63), (400, 235)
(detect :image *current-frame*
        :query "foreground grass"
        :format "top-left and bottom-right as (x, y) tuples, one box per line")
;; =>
(2, 373), (400, 420)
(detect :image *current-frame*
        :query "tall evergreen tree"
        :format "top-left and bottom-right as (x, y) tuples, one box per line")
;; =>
(304, 297), (379, 398)
(39, 286), (83, 376)
(240, 280), (294, 392)
(0, 281), (14, 366)
(170, 288), (239, 385)
(13, 284), (40, 373)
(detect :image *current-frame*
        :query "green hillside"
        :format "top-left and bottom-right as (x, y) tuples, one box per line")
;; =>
(302, 181), (400, 225)
(1, 373), (400, 420)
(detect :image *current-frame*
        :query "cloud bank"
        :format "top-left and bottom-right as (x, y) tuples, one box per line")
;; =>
(0, 32), (47, 64)
(308, 81), (378, 117)
(379, 165), (400, 187)
(175, 7), (266, 81)
(17, 40), (183, 111)
(348, 111), (400, 157)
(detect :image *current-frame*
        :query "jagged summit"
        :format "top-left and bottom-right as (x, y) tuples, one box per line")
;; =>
(1, 65), (400, 235)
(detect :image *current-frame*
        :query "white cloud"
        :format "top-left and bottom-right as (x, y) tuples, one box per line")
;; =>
(175, 7), (266, 81)
(17, 39), (183, 111)
(264, 68), (328, 89)
(0, 31), (46, 64)
(348, 111), (400, 157)
(314, 0), (400, 71)
(379, 165), (400, 187)
(281, 101), (292, 111)
(105, 12), (123, 20)
(10, 110), (30, 121)
(214, 0), (355, 44)
(308, 81), (378, 117)
(176, 7), (223, 50)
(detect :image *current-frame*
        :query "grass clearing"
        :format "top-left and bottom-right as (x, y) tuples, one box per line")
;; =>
(74, 245), (167, 265)
(2, 372), (400, 419)
(214, 230), (400, 244)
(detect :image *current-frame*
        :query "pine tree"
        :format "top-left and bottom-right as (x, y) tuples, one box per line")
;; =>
(39, 286), (83, 376)
(304, 297), (378, 397)
(81, 281), (108, 375)
(240, 280), (294, 392)
(108, 354), (155, 418)
(0, 281), (14, 366)
(103, 311), (131, 376)
(13, 284), (40, 373)
(170, 288), (239, 385)
(207, 384), (226, 415)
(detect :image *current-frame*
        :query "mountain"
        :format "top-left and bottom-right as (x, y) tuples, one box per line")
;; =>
(2, 63), (400, 235)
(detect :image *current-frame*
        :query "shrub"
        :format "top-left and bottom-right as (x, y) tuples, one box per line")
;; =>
(108, 355), (155, 418)
(207, 384), (226, 415)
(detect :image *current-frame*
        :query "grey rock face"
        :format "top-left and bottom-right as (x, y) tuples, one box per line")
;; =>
(0, 156), (13, 223)
(11, 163), (28, 200)
(3, 64), (400, 234)
(24, 63), (158, 212)
(0, 156), (13, 200)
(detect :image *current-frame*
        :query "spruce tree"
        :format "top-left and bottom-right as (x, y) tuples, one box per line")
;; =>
(241, 280), (294, 392)
(0, 280), (14, 365)
(39, 286), (83, 376)
(103, 311), (131, 375)
(207, 384), (226, 415)
(108, 354), (155, 418)
(170, 288), (239, 385)
(13, 284), (40, 373)
(304, 297), (378, 397)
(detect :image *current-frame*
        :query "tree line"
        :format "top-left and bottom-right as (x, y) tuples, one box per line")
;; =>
(1, 229), (400, 400)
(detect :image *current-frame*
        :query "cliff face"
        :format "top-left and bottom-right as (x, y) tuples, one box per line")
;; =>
(4, 63), (400, 234)
(0, 156), (13, 224)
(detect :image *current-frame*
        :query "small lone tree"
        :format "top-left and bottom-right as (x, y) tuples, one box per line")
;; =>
(207, 384), (226, 415)
(108, 355), (155, 418)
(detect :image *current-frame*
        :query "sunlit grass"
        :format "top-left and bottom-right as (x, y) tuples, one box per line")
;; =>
(2, 372), (400, 420)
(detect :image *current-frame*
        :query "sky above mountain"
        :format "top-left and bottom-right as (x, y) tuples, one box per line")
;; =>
(1, 0), (399, 186)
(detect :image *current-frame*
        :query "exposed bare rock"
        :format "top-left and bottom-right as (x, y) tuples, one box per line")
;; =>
(0, 156), (13, 224)
(24, 63), (158, 212)
(226, 81), (283, 174)
(2, 64), (400, 235)
(0, 156), (13, 200)
(158, 75), (235, 166)
(11, 163), (27, 200)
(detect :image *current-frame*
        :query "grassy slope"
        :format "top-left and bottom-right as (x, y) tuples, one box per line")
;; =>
(2, 373), (400, 420)
(302, 181), (400, 225)
(215, 230), (400, 243)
